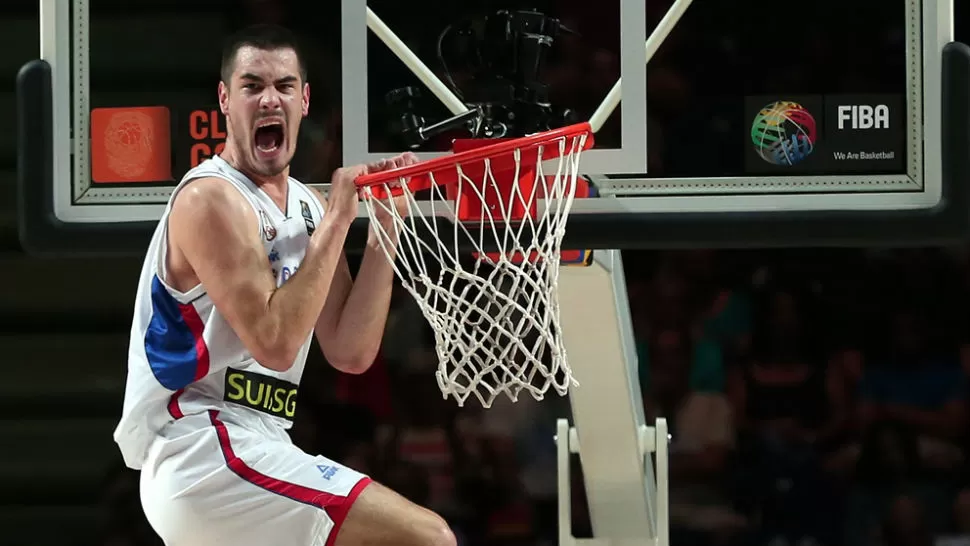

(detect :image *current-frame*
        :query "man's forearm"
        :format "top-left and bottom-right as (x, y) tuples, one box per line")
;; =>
(263, 216), (352, 366)
(325, 235), (398, 370)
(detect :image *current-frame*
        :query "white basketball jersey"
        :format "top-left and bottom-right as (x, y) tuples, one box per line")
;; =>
(114, 156), (326, 470)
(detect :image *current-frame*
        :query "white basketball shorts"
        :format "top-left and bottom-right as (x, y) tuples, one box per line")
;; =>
(139, 409), (371, 546)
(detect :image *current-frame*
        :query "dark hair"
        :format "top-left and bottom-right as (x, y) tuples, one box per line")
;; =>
(220, 24), (308, 83)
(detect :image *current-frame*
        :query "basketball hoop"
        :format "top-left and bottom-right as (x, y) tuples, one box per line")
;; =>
(355, 122), (594, 408)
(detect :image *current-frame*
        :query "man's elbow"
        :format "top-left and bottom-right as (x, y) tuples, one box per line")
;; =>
(316, 331), (379, 375)
(250, 334), (303, 372)
(328, 350), (377, 375)
(252, 348), (297, 372)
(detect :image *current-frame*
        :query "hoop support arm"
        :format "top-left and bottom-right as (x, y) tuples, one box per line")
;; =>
(366, 7), (469, 116)
(554, 249), (662, 544)
(556, 418), (670, 546)
(588, 0), (695, 133)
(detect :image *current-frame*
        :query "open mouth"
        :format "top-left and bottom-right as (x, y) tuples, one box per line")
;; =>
(255, 122), (285, 154)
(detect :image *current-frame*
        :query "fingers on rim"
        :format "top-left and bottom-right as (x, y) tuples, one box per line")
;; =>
(366, 158), (389, 173)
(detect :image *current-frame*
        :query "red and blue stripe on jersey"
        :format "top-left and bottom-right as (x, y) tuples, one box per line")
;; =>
(144, 276), (210, 391)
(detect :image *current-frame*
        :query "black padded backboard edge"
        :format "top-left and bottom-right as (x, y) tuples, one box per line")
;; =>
(17, 59), (159, 258)
(16, 42), (970, 257)
(14, 59), (373, 258)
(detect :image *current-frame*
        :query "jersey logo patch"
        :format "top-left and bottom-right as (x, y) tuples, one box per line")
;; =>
(300, 200), (315, 236)
(260, 210), (277, 241)
(316, 465), (339, 480)
(224, 368), (298, 419)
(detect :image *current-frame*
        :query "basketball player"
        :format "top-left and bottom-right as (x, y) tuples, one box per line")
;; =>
(113, 24), (457, 546)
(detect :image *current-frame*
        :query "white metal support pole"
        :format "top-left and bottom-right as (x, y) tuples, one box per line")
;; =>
(40, 0), (72, 221)
(556, 417), (670, 546)
(555, 250), (669, 546)
(588, 0), (695, 133)
(365, 7), (469, 116)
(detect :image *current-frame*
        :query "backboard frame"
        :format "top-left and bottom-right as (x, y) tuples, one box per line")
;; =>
(16, 0), (970, 257)
(344, 0), (939, 209)
(588, 0), (941, 211)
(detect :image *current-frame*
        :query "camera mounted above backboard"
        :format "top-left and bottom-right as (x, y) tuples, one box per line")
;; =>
(384, 8), (579, 149)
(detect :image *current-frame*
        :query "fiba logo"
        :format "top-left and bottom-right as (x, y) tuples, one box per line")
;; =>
(750, 101), (818, 166)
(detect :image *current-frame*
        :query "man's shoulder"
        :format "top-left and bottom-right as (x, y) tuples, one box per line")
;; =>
(172, 175), (247, 211)
(168, 175), (258, 242)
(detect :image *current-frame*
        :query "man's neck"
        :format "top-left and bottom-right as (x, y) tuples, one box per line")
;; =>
(219, 148), (289, 191)
(249, 171), (289, 192)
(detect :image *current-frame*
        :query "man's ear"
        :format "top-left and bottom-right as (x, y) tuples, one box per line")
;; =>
(302, 82), (310, 117)
(218, 81), (230, 115)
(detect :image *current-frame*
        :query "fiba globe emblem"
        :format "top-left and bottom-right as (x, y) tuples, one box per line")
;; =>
(750, 101), (817, 166)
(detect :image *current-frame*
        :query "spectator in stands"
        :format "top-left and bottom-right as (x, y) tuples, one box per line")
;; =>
(857, 307), (967, 473)
(729, 283), (849, 430)
(333, 350), (395, 424)
(726, 285), (843, 545)
(381, 365), (461, 520)
(937, 489), (970, 546)
(481, 440), (535, 546)
(727, 287), (840, 449)
(636, 258), (726, 393)
(820, 346), (868, 476)
(643, 325), (747, 546)
(676, 250), (753, 363)
(843, 417), (944, 545)
(878, 495), (935, 546)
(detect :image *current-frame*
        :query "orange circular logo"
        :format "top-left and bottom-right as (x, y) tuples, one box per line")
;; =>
(103, 111), (156, 178)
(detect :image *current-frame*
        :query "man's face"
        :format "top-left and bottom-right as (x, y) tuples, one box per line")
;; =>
(218, 45), (308, 177)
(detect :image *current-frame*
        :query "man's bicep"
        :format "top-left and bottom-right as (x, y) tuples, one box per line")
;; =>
(169, 180), (275, 340)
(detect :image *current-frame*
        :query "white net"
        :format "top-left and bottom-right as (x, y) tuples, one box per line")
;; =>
(359, 132), (589, 408)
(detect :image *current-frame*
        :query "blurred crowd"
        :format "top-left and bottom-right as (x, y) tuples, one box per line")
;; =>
(85, 0), (970, 545)
(627, 247), (970, 546)
(97, 246), (970, 546)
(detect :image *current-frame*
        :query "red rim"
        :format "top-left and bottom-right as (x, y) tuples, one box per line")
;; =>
(354, 122), (594, 192)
